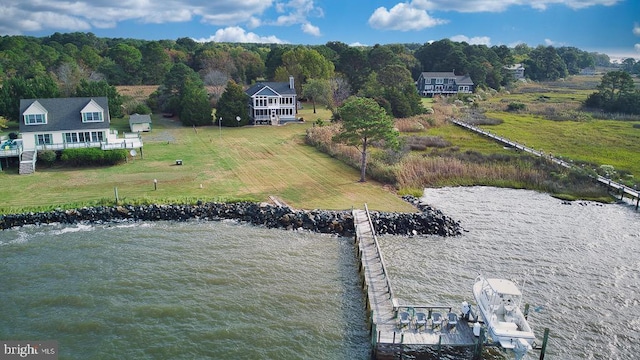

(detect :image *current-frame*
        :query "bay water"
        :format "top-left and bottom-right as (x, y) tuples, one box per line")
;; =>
(1, 187), (638, 359)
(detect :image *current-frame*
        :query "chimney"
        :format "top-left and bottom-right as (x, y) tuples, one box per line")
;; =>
(289, 75), (294, 89)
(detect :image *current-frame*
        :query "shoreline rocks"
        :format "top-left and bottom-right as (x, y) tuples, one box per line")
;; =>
(0, 199), (462, 237)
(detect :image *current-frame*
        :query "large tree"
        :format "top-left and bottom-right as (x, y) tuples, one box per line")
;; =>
(302, 78), (331, 114)
(179, 74), (212, 126)
(333, 96), (399, 182)
(585, 70), (640, 114)
(215, 80), (249, 127)
(275, 47), (334, 94)
(0, 75), (60, 121)
(75, 79), (123, 118)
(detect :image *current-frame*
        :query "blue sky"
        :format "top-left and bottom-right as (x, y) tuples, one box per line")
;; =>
(1, 0), (639, 61)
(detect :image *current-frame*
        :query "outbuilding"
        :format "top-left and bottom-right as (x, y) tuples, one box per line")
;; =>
(129, 113), (152, 132)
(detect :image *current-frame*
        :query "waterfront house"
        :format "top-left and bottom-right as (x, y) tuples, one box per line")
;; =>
(416, 71), (474, 97)
(504, 64), (526, 80)
(245, 76), (298, 125)
(15, 97), (142, 174)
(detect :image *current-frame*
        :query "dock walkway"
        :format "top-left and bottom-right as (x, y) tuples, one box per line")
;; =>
(353, 207), (479, 358)
(451, 118), (640, 209)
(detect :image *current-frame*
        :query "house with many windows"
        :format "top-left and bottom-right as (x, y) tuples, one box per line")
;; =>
(504, 64), (526, 80)
(416, 71), (474, 97)
(245, 76), (298, 125)
(14, 97), (142, 174)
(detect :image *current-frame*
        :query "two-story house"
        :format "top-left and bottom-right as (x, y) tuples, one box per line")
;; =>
(416, 71), (474, 97)
(17, 97), (142, 174)
(504, 64), (526, 80)
(245, 76), (298, 125)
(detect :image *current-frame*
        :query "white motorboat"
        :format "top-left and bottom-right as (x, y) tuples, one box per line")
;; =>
(472, 276), (535, 352)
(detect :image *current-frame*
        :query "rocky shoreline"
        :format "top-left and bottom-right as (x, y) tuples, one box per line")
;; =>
(0, 196), (462, 237)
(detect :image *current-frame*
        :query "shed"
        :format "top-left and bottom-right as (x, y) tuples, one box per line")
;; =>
(129, 113), (152, 132)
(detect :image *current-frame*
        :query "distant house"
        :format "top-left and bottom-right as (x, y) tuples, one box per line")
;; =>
(17, 97), (142, 174)
(580, 67), (596, 76)
(129, 113), (152, 132)
(504, 64), (526, 80)
(416, 71), (474, 97)
(245, 76), (298, 125)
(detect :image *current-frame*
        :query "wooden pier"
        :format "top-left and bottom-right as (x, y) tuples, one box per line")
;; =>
(353, 206), (482, 359)
(451, 118), (640, 209)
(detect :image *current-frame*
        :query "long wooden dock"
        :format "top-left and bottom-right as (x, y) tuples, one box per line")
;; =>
(353, 206), (481, 358)
(451, 118), (640, 209)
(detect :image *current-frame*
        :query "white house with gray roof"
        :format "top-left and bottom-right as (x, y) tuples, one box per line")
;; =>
(416, 71), (474, 97)
(19, 97), (142, 151)
(16, 97), (142, 174)
(245, 76), (298, 125)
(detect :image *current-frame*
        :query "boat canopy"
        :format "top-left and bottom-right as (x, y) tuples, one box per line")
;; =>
(486, 278), (522, 296)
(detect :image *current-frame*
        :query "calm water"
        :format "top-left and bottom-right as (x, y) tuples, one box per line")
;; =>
(1, 187), (639, 359)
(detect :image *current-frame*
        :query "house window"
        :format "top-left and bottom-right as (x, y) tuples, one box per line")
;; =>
(91, 131), (104, 142)
(435, 78), (444, 84)
(24, 113), (46, 125)
(64, 132), (79, 143)
(36, 134), (53, 145)
(82, 111), (103, 122)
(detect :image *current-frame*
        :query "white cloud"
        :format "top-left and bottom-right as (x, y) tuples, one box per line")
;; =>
(193, 26), (287, 44)
(450, 35), (491, 45)
(633, 23), (640, 36)
(544, 38), (556, 46)
(349, 42), (367, 47)
(0, 0), (327, 37)
(368, 3), (448, 31)
(415, 0), (621, 12)
(636, 44), (640, 52)
(301, 23), (321, 36)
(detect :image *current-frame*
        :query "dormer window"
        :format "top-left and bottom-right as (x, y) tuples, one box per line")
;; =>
(82, 112), (103, 122)
(80, 99), (105, 123)
(24, 113), (47, 124)
(23, 100), (48, 125)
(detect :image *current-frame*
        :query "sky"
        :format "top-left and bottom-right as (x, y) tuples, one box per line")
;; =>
(1, 0), (639, 61)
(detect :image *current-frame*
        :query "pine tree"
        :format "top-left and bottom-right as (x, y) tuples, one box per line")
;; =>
(215, 81), (249, 127)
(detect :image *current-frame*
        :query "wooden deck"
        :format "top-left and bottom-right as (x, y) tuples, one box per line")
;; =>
(353, 207), (481, 358)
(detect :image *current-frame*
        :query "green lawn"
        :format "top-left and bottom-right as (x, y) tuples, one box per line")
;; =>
(0, 109), (415, 214)
(479, 112), (640, 175)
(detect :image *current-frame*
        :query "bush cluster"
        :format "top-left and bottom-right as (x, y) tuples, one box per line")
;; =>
(37, 150), (57, 167)
(60, 148), (128, 166)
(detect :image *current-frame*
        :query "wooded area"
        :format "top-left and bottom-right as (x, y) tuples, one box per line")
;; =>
(1, 31), (639, 125)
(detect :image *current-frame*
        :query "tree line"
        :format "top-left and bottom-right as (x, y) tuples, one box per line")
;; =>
(0, 31), (635, 125)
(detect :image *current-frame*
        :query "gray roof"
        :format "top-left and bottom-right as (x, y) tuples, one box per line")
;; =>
(419, 72), (474, 86)
(129, 113), (152, 125)
(19, 97), (110, 133)
(420, 71), (457, 78)
(245, 82), (296, 97)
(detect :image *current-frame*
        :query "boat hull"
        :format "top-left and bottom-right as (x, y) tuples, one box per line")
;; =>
(472, 277), (535, 350)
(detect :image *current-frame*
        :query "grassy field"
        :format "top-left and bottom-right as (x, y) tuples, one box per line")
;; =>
(2, 76), (637, 214)
(477, 76), (640, 177)
(0, 106), (416, 214)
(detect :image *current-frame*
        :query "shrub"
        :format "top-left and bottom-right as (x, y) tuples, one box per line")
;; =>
(37, 150), (57, 167)
(60, 148), (128, 167)
(130, 103), (152, 115)
(507, 102), (527, 112)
